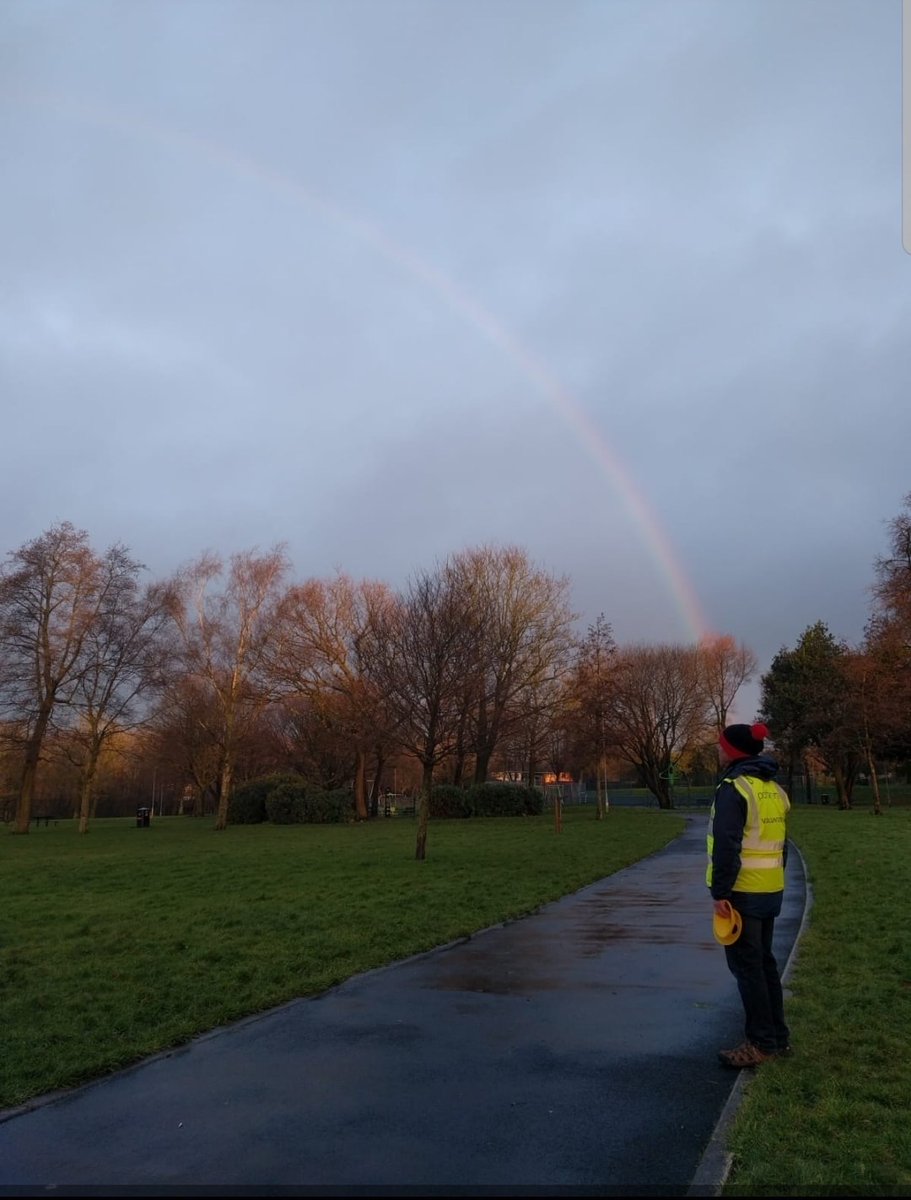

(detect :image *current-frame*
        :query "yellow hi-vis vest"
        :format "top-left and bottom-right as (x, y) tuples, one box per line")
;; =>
(706, 774), (790, 893)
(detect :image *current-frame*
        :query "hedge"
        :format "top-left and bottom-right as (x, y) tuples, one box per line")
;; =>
(428, 781), (544, 819)
(229, 773), (355, 825)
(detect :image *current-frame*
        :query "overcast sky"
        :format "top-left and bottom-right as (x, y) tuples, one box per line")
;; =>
(2, 0), (908, 721)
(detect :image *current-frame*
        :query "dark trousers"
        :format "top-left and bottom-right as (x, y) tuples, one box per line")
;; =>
(724, 913), (790, 1052)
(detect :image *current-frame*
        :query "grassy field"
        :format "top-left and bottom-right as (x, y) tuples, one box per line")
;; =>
(723, 807), (911, 1196)
(3, 804), (909, 1194)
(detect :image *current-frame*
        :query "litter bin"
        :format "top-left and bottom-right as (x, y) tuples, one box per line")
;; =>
(136, 806), (151, 827)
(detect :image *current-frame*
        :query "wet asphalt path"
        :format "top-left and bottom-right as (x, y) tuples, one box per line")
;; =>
(0, 815), (806, 1196)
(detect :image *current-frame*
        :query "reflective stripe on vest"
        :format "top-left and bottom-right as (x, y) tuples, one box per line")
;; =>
(706, 774), (790, 893)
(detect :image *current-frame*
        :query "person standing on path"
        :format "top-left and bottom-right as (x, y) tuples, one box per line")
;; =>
(707, 721), (792, 1069)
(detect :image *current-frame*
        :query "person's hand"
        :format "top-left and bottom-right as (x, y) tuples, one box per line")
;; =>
(713, 898), (733, 917)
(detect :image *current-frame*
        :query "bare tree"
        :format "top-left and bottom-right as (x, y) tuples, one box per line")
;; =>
(606, 643), (711, 808)
(864, 493), (911, 771)
(450, 546), (577, 785)
(364, 562), (476, 860)
(570, 614), (617, 818)
(60, 576), (173, 833)
(872, 491), (911, 644)
(271, 573), (395, 820)
(0, 523), (139, 833)
(863, 615), (911, 774)
(166, 547), (289, 830)
(148, 678), (224, 817)
(496, 669), (568, 793)
(696, 634), (758, 731)
(265, 692), (356, 789)
(842, 651), (890, 816)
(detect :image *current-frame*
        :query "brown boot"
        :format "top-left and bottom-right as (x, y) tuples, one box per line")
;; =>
(718, 1041), (778, 1068)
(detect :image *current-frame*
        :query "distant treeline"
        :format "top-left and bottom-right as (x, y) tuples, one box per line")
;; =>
(2, 496), (909, 851)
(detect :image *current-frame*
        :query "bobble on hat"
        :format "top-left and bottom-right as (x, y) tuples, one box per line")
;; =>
(719, 722), (768, 760)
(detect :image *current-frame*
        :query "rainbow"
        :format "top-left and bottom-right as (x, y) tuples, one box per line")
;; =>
(10, 87), (712, 642)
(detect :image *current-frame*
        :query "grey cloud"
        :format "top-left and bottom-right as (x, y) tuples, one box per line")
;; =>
(1, 0), (907, 703)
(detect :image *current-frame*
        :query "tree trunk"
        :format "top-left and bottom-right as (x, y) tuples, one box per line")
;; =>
(214, 759), (232, 830)
(354, 748), (369, 821)
(833, 761), (851, 810)
(452, 707), (468, 786)
(867, 749), (883, 816)
(15, 705), (54, 833)
(369, 750), (383, 819)
(77, 755), (99, 835)
(415, 760), (433, 861)
(643, 761), (671, 809)
(843, 756), (859, 806)
(473, 692), (495, 785)
(596, 757), (608, 819)
(473, 748), (491, 785)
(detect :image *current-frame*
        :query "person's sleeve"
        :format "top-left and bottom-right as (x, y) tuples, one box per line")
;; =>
(710, 783), (747, 900)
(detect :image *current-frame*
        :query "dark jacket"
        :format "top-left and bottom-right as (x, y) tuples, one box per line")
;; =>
(710, 754), (789, 919)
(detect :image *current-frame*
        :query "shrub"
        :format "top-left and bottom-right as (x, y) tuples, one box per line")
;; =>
(519, 784), (545, 815)
(231, 774), (355, 825)
(467, 782), (544, 817)
(228, 773), (306, 824)
(426, 781), (544, 818)
(300, 787), (356, 824)
(429, 783), (473, 819)
(263, 780), (355, 825)
(265, 779), (309, 824)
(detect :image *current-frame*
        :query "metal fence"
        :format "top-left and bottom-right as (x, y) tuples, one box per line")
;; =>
(548, 787), (711, 810)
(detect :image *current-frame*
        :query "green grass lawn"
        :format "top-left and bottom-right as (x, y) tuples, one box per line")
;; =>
(3, 804), (909, 1194)
(724, 807), (911, 1195)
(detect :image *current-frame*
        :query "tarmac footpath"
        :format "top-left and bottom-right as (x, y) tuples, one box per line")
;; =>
(0, 814), (806, 1198)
